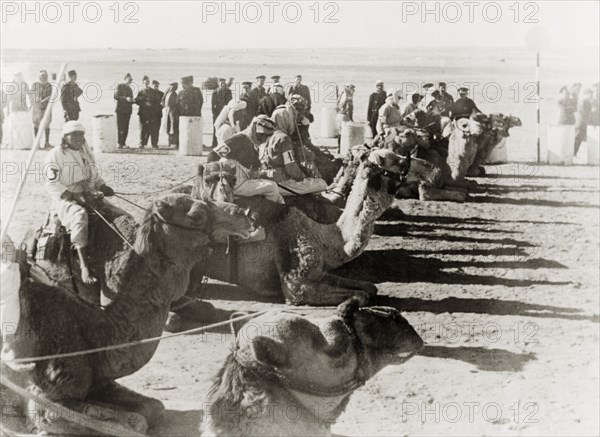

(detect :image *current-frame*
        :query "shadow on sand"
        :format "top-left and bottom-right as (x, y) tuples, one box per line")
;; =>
(370, 295), (598, 323)
(334, 249), (569, 288)
(150, 410), (201, 437)
(419, 345), (536, 372)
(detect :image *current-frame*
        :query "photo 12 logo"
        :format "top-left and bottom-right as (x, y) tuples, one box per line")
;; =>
(201, 1), (340, 24)
(400, 1), (540, 24)
(1, 1), (140, 24)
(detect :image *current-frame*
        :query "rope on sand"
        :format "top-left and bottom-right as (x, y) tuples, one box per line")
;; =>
(2, 310), (268, 365)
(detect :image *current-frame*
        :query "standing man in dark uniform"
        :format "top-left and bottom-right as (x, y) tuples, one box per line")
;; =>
(211, 78), (233, 146)
(266, 75), (282, 95)
(437, 82), (454, 117)
(258, 85), (287, 117)
(150, 80), (163, 148)
(367, 80), (386, 137)
(60, 70), (83, 122)
(135, 75), (154, 148)
(251, 75), (267, 101)
(114, 73), (134, 148)
(450, 86), (480, 120)
(241, 81), (258, 119)
(31, 69), (53, 148)
(287, 74), (313, 122)
(178, 75), (204, 117)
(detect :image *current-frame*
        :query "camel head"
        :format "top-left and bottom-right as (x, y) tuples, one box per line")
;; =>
(136, 193), (252, 263)
(205, 298), (422, 436)
(442, 117), (483, 140)
(404, 156), (443, 187)
(502, 114), (522, 136)
(192, 162), (237, 203)
(360, 149), (411, 197)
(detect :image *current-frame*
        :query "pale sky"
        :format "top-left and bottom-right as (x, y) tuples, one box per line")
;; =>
(1, 0), (599, 50)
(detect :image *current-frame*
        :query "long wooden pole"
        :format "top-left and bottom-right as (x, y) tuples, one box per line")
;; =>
(536, 52), (541, 163)
(1, 63), (68, 243)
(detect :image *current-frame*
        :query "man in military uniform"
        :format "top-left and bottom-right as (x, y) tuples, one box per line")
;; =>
(287, 74), (313, 122)
(211, 78), (233, 146)
(31, 70), (53, 148)
(150, 80), (163, 148)
(178, 75), (204, 117)
(367, 80), (387, 137)
(251, 75), (267, 101)
(450, 86), (480, 120)
(267, 75), (282, 95)
(258, 84), (287, 117)
(114, 73), (134, 148)
(60, 70), (83, 122)
(437, 82), (454, 117)
(135, 76), (155, 148)
(241, 81), (258, 120)
(377, 89), (403, 135)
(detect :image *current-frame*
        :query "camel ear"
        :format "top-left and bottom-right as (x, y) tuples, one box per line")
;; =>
(251, 336), (290, 369)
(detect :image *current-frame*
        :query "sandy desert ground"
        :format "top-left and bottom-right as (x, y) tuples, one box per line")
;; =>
(0, 146), (598, 436)
(1, 47), (599, 436)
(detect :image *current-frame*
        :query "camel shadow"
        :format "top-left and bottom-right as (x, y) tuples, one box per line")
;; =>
(485, 173), (598, 181)
(477, 184), (599, 194)
(335, 249), (569, 288)
(419, 345), (536, 372)
(469, 195), (598, 208)
(377, 212), (575, 227)
(371, 295), (598, 322)
(150, 409), (201, 437)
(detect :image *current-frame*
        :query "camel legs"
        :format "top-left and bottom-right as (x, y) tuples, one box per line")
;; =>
(88, 381), (165, 428)
(280, 270), (377, 306)
(418, 183), (467, 202)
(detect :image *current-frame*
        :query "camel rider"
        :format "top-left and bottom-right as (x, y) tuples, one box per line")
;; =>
(44, 121), (118, 284)
(377, 89), (403, 135)
(259, 127), (327, 196)
(214, 100), (248, 145)
(208, 115), (284, 204)
(272, 95), (321, 173)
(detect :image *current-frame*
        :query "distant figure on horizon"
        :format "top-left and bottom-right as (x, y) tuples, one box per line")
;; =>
(450, 86), (480, 120)
(589, 83), (599, 127)
(288, 74), (313, 122)
(135, 75), (154, 148)
(114, 72), (134, 148)
(31, 69), (53, 148)
(557, 86), (576, 125)
(367, 80), (386, 137)
(162, 81), (179, 148)
(267, 75), (282, 95)
(60, 70), (82, 121)
(178, 75), (204, 117)
(437, 82), (454, 117)
(212, 78), (233, 147)
(258, 84), (287, 118)
(574, 88), (593, 155)
(4, 72), (33, 149)
(151, 80), (163, 148)
(570, 82), (582, 106)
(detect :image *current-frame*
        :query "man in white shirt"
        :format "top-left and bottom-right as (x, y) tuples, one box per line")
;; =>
(45, 121), (116, 284)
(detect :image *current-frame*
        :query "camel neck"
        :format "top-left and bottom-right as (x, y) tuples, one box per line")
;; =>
(99, 245), (196, 379)
(333, 168), (394, 264)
